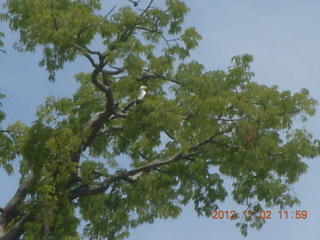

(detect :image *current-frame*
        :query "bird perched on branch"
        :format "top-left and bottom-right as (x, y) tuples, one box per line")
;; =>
(123, 85), (148, 111)
(137, 85), (148, 101)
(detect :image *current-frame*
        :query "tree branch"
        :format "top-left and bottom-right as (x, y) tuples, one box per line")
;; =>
(0, 213), (33, 240)
(0, 174), (34, 239)
(77, 24), (93, 39)
(69, 152), (184, 200)
(139, 0), (154, 17)
(51, 15), (59, 31)
(1, 174), (33, 224)
(98, 125), (123, 135)
(0, 130), (14, 133)
(71, 126), (236, 200)
(104, 5), (116, 18)
(80, 57), (121, 151)
(137, 72), (182, 85)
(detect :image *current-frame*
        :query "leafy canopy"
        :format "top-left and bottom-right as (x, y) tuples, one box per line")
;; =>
(0, 0), (319, 239)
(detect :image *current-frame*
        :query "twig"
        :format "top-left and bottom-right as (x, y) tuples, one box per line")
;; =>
(51, 14), (59, 31)
(77, 24), (93, 39)
(104, 5), (117, 18)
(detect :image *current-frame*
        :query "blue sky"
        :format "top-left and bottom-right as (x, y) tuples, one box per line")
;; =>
(1, 0), (320, 239)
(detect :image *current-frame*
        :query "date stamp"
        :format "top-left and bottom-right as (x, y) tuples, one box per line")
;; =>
(212, 210), (308, 220)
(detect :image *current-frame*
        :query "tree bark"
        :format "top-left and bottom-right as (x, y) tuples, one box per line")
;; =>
(0, 174), (33, 239)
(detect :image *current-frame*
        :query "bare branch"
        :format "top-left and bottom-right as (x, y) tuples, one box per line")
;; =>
(75, 45), (98, 68)
(104, 5), (117, 18)
(51, 15), (59, 31)
(77, 24), (93, 39)
(139, 0), (154, 17)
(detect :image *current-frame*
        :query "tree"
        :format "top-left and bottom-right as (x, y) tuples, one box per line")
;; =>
(0, 0), (319, 239)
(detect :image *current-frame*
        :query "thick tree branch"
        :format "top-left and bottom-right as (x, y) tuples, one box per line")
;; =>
(98, 125), (123, 135)
(79, 56), (120, 152)
(69, 152), (184, 200)
(75, 45), (105, 68)
(71, 126), (235, 200)
(75, 0), (156, 151)
(0, 213), (33, 240)
(0, 174), (34, 239)
(0, 130), (14, 133)
(102, 67), (124, 86)
(1, 174), (33, 224)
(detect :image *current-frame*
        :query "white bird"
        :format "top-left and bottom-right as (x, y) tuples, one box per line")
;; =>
(122, 86), (148, 111)
(137, 85), (147, 100)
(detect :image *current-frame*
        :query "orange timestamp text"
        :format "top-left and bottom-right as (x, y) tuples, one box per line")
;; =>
(212, 210), (308, 220)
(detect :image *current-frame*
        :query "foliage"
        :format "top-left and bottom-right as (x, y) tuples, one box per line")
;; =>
(0, 0), (319, 239)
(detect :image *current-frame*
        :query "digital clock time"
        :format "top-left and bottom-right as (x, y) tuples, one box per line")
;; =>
(278, 210), (308, 219)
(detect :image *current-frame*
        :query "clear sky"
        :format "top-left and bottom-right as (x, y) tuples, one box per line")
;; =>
(1, 0), (320, 239)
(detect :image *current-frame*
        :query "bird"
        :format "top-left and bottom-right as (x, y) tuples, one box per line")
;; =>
(137, 85), (147, 101)
(122, 85), (148, 111)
